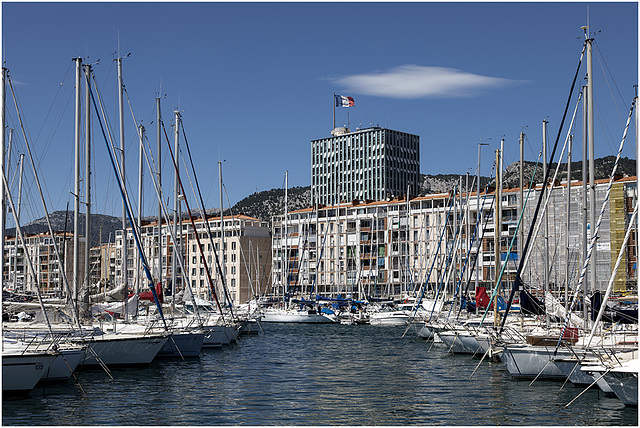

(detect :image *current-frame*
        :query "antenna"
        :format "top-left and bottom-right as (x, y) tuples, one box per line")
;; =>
(587, 5), (590, 33)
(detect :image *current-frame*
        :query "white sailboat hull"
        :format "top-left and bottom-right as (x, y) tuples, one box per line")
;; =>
(437, 330), (476, 354)
(203, 327), (225, 348)
(41, 347), (85, 382)
(3, 352), (57, 392)
(159, 331), (205, 358)
(77, 333), (168, 367)
(500, 345), (566, 380)
(369, 311), (410, 326)
(260, 309), (337, 323)
(584, 358), (639, 406)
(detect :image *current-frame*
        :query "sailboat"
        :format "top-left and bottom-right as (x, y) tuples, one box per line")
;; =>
(496, 30), (639, 391)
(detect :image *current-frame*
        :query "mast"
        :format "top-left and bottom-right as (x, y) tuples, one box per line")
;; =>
(156, 97), (162, 287)
(1, 68), (6, 285)
(335, 176), (339, 296)
(457, 177), (462, 301)
(582, 82), (589, 328)
(542, 119), (550, 329)
(407, 183), (411, 296)
(565, 134), (572, 308)
(519, 132), (524, 280)
(219, 160), (225, 304)
(137, 124), (145, 296)
(476, 142), (488, 314)
(13, 154), (24, 286)
(117, 56), (128, 313)
(586, 32), (596, 296)
(315, 190), (319, 296)
(83, 63), (92, 319)
(465, 172), (470, 286)
(452, 180), (458, 300)
(172, 110), (180, 310)
(494, 146), (502, 326)
(284, 170), (288, 302)
(73, 57), (82, 319)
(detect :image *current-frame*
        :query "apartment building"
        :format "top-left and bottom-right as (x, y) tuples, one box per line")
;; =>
(2, 232), (80, 295)
(271, 176), (637, 301)
(114, 214), (272, 304)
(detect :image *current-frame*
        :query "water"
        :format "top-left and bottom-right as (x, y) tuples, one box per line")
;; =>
(3, 324), (637, 425)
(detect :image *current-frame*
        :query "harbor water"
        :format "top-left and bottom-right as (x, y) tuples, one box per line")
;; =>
(2, 323), (637, 425)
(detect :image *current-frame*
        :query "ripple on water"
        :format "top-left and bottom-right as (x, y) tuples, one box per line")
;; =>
(2, 324), (638, 425)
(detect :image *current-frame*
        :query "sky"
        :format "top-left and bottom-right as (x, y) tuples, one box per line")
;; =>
(1, 1), (638, 226)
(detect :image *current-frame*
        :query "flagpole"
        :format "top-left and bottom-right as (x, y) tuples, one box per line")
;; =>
(333, 92), (335, 130)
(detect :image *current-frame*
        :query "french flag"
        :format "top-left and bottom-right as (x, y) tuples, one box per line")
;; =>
(335, 94), (355, 107)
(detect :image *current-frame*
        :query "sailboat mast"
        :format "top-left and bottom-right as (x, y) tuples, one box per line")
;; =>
(542, 119), (550, 329)
(582, 83), (589, 327)
(172, 110), (181, 308)
(14, 154), (24, 286)
(156, 97), (162, 286)
(73, 57), (82, 319)
(565, 134), (572, 308)
(83, 63), (92, 318)
(219, 160), (225, 304)
(476, 142), (488, 314)
(137, 124), (145, 296)
(465, 172), (470, 286)
(494, 146), (501, 326)
(117, 57), (128, 311)
(1, 68), (6, 285)
(284, 170), (288, 302)
(519, 132), (524, 280)
(586, 33), (596, 297)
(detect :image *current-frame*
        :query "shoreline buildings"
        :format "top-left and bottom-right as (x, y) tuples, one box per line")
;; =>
(271, 176), (637, 301)
(3, 178), (636, 302)
(3, 122), (636, 305)
(113, 214), (272, 304)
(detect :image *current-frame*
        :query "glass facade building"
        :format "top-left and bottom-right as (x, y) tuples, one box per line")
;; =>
(311, 127), (420, 206)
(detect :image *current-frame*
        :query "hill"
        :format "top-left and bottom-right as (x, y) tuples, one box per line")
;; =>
(5, 211), (123, 248)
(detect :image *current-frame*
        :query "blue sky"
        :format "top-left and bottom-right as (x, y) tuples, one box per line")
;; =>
(2, 2), (638, 225)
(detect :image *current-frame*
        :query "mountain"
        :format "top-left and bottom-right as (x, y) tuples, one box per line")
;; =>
(224, 186), (312, 226)
(7, 157), (636, 239)
(5, 211), (123, 247)
(501, 155), (636, 188)
(229, 156), (636, 223)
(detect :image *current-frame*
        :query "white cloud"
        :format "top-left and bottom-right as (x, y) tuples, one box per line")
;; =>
(333, 65), (523, 99)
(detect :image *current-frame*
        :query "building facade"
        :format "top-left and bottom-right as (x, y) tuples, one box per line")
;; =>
(311, 127), (420, 206)
(114, 214), (272, 304)
(2, 232), (81, 296)
(271, 176), (637, 301)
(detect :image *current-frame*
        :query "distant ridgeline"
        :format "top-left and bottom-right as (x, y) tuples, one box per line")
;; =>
(7, 156), (636, 236)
